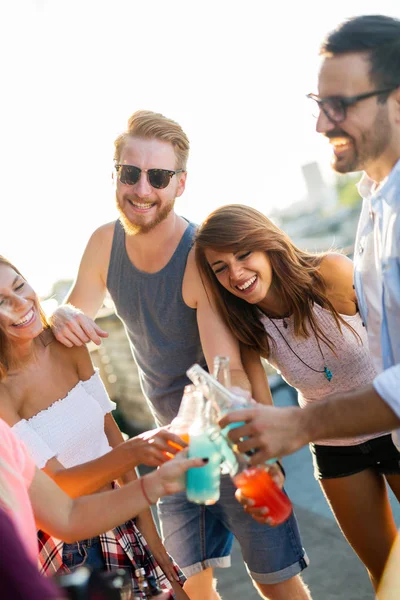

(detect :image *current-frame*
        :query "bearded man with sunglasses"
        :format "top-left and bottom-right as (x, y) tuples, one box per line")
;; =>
(49, 110), (311, 600)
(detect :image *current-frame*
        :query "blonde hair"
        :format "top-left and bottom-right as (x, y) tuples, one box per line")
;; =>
(114, 110), (190, 169)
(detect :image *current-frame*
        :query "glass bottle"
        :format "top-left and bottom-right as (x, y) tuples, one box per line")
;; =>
(135, 568), (151, 598)
(187, 362), (249, 424)
(165, 384), (196, 457)
(212, 356), (242, 474)
(188, 361), (293, 525)
(186, 390), (222, 505)
(213, 355), (232, 389)
(146, 575), (172, 598)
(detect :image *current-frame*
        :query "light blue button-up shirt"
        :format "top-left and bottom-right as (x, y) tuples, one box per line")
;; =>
(354, 158), (400, 442)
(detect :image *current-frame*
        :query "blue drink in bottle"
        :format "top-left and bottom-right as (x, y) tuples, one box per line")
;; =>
(186, 391), (222, 504)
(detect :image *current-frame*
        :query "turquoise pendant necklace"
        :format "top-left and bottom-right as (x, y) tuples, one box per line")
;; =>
(268, 317), (333, 382)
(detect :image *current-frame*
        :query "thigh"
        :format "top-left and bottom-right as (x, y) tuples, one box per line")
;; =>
(385, 474), (400, 503)
(213, 476), (308, 584)
(320, 469), (397, 583)
(157, 491), (233, 574)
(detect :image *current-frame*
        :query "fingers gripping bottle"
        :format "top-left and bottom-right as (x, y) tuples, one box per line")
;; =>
(186, 390), (222, 505)
(187, 360), (293, 524)
(232, 455), (293, 524)
(165, 384), (195, 457)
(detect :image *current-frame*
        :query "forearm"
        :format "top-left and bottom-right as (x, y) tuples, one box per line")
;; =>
(44, 444), (138, 498)
(300, 384), (400, 442)
(230, 368), (252, 392)
(39, 474), (157, 542)
(118, 466), (160, 544)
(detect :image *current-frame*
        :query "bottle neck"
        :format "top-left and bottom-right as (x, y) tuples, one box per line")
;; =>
(213, 356), (232, 389)
(187, 364), (247, 415)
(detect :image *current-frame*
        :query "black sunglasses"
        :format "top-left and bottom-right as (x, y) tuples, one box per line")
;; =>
(115, 164), (185, 189)
(306, 86), (398, 124)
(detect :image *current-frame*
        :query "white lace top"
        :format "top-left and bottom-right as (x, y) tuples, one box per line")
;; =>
(261, 304), (389, 446)
(12, 370), (117, 469)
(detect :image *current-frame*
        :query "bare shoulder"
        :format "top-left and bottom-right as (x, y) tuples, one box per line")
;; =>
(318, 253), (354, 288)
(182, 247), (208, 309)
(76, 221), (117, 290)
(87, 221), (116, 255)
(42, 329), (94, 379)
(0, 383), (21, 425)
(58, 343), (94, 381)
(318, 253), (356, 311)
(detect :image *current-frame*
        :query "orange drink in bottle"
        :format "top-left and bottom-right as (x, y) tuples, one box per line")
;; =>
(233, 466), (292, 524)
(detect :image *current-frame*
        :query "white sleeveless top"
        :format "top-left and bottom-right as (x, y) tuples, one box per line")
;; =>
(12, 370), (116, 468)
(260, 304), (389, 446)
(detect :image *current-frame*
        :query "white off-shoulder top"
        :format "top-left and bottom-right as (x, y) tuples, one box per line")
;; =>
(12, 370), (117, 469)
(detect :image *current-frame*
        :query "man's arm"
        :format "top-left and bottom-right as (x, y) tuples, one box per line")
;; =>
(50, 224), (114, 346)
(220, 382), (400, 464)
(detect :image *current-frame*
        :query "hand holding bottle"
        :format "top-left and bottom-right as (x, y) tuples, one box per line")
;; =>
(187, 358), (293, 524)
(233, 461), (289, 527)
(141, 451), (208, 503)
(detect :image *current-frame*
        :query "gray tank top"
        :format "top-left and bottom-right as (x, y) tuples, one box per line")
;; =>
(107, 219), (206, 426)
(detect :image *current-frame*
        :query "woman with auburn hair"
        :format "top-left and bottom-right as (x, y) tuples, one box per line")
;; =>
(195, 204), (400, 591)
(0, 255), (193, 599)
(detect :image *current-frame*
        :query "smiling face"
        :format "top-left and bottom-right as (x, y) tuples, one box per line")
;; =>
(316, 52), (395, 179)
(205, 249), (274, 306)
(115, 136), (187, 235)
(0, 263), (43, 344)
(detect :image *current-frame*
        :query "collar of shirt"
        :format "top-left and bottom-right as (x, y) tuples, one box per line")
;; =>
(357, 158), (400, 202)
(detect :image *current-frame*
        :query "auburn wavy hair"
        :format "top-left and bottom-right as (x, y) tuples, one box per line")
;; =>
(0, 256), (49, 381)
(195, 204), (358, 358)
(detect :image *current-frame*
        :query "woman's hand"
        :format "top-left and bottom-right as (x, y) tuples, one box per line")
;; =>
(127, 428), (189, 467)
(142, 451), (207, 502)
(235, 462), (286, 527)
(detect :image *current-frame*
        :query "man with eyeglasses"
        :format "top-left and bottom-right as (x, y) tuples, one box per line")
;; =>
(49, 110), (311, 600)
(221, 13), (400, 496)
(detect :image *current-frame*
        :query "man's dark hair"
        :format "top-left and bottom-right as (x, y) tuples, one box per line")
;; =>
(320, 15), (400, 90)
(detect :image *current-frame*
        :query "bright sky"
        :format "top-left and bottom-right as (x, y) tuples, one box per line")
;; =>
(1, 0), (399, 297)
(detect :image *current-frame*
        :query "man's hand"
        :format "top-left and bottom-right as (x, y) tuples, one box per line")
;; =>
(50, 305), (108, 347)
(128, 428), (189, 467)
(219, 405), (309, 463)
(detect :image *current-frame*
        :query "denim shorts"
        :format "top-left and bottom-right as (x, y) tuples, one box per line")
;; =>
(62, 537), (106, 572)
(311, 433), (400, 480)
(157, 475), (308, 584)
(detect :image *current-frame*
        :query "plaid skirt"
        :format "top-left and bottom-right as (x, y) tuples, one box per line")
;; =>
(38, 519), (185, 598)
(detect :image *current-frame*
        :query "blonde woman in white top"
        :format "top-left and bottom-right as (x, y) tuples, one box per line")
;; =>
(0, 255), (191, 599)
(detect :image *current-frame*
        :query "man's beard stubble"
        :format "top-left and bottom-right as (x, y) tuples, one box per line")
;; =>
(330, 106), (391, 174)
(116, 195), (176, 236)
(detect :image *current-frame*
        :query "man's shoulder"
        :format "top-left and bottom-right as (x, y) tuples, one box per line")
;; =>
(90, 221), (117, 244)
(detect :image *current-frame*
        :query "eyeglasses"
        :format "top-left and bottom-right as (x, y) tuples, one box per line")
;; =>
(115, 164), (185, 189)
(306, 86), (398, 124)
